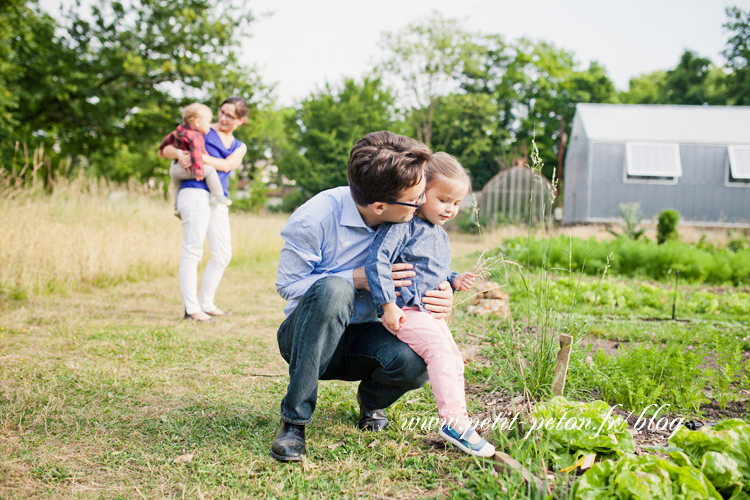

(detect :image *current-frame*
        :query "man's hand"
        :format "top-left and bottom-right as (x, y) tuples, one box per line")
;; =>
(453, 272), (476, 292)
(381, 303), (406, 332)
(423, 281), (453, 319)
(353, 263), (415, 292)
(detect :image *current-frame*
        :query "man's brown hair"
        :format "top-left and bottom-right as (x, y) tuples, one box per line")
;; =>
(347, 131), (432, 206)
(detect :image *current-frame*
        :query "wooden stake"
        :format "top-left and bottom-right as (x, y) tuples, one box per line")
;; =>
(492, 452), (546, 492)
(552, 334), (573, 396)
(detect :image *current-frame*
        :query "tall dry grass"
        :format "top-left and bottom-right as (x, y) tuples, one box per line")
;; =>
(0, 173), (286, 299)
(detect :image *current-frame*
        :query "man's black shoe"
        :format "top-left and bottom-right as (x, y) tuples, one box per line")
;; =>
(270, 421), (306, 462)
(357, 391), (389, 431)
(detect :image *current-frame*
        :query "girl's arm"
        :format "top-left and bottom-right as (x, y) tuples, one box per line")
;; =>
(202, 143), (247, 172)
(364, 223), (410, 305)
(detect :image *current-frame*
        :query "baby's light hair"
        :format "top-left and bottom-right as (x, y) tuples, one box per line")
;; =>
(426, 152), (471, 195)
(182, 103), (212, 126)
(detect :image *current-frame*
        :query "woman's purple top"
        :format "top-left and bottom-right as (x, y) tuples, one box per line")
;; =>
(180, 128), (242, 197)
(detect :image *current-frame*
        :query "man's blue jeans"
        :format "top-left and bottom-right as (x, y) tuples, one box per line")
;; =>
(277, 277), (429, 424)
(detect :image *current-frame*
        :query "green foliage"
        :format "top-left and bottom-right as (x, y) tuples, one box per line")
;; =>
(280, 76), (395, 195)
(669, 420), (750, 498)
(609, 202), (646, 240)
(1, 0), (261, 183)
(658, 209), (681, 244)
(723, 7), (750, 105)
(280, 190), (311, 213)
(587, 340), (710, 414)
(231, 172), (267, 214)
(425, 92), (508, 190)
(620, 70), (668, 104)
(532, 397), (634, 469)
(573, 454), (722, 500)
(496, 236), (750, 285)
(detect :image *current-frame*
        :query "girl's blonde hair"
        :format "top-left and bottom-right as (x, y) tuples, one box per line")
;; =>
(182, 103), (212, 125)
(426, 152), (471, 194)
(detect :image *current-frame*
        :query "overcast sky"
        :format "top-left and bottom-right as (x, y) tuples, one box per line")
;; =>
(39, 0), (750, 106)
(242, 0), (750, 105)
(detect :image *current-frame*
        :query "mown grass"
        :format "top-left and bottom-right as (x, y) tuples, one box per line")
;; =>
(2, 260), (513, 499)
(3, 179), (748, 498)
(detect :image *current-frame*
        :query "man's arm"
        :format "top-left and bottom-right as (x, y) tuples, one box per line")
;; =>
(276, 217), (355, 301)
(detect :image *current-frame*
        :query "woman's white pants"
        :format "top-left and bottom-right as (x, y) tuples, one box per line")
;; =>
(177, 188), (232, 314)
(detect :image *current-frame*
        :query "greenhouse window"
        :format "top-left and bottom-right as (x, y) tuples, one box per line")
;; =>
(624, 143), (681, 183)
(727, 145), (750, 186)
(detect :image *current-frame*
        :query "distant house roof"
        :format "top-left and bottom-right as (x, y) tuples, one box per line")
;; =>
(576, 103), (750, 145)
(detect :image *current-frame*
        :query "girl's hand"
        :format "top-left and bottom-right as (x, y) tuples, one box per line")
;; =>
(381, 303), (406, 332)
(453, 272), (476, 292)
(195, 176), (204, 181)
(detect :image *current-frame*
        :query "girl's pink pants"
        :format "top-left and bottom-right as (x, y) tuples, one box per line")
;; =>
(389, 307), (467, 421)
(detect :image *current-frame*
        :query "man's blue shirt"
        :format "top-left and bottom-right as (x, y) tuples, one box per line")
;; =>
(276, 186), (379, 323)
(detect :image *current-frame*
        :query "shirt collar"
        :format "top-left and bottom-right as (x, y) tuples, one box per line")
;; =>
(340, 188), (374, 232)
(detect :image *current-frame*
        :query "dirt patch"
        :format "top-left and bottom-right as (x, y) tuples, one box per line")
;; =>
(582, 338), (621, 356)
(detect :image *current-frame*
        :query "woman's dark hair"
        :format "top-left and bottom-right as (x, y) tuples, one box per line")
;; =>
(220, 96), (250, 123)
(347, 131), (432, 207)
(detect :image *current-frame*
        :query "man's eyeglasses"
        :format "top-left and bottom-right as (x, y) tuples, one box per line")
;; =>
(387, 190), (425, 209)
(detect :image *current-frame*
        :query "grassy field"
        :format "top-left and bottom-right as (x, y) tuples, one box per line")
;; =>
(2, 184), (749, 499)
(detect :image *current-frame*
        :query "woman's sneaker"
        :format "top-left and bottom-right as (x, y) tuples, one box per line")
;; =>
(211, 196), (232, 206)
(439, 424), (495, 458)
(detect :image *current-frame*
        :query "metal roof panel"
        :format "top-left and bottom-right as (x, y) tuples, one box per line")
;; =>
(576, 104), (750, 144)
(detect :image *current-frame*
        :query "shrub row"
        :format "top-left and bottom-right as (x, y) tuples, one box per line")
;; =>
(496, 236), (750, 285)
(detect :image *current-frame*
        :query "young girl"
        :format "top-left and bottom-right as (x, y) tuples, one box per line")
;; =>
(159, 103), (232, 217)
(365, 152), (495, 458)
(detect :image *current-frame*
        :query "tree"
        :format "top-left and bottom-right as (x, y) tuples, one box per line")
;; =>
(723, 6), (750, 105)
(619, 71), (667, 104)
(0, 0), (58, 144)
(662, 50), (726, 105)
(501, 42), (618, 179)
(380, 13), (501, 148)
(280, 76), (396, 195)
(426, 93), (507, 190)
(2, 0), (263, 182)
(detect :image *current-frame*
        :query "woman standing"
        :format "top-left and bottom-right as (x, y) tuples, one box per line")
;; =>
(159, 97), (249, 321)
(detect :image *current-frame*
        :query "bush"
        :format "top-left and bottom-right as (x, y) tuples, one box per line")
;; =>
(231, 172), (268, 214)
(280, 189), (310, 213)
(657, 209), (680, 244)
(495, 236), (750, 285)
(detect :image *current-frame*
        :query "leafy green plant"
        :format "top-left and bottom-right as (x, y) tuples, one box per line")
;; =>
(608, 202), (646, 240)
(707, 339), (744, 410)
(589, 340), (710, 415)
(573, 454), (722, 499)
(495, 236), (750, 285)
(657, 209), (680, 244)
(668, 419), (750, 498)
(531, 397), (634, 469)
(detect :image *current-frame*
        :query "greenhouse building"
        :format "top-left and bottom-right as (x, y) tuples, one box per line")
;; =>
(563, 103), (750, 226)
